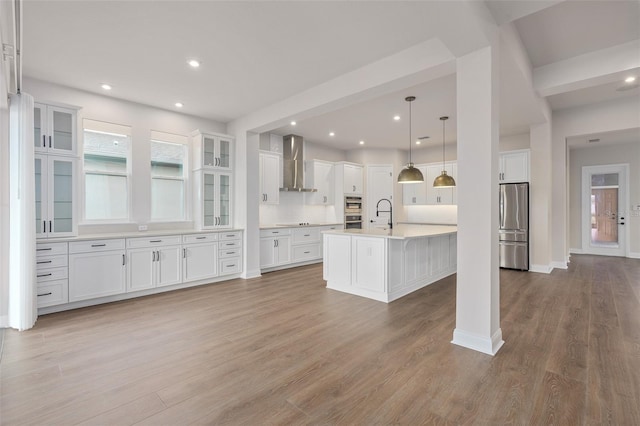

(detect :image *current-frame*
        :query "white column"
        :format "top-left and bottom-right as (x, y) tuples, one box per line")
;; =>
(453, 46), (503, 356)
(530, 121), (553, 272)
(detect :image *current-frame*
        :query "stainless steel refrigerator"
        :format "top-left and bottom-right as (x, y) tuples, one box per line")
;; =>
(499, 182), (529, 270)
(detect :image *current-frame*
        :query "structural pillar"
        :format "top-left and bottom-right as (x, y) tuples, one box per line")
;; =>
(452, 46), (503, 355)
(530, 119), (553, 272)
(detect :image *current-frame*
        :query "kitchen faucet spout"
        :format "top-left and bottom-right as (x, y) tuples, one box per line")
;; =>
(375, 198), (393, 229)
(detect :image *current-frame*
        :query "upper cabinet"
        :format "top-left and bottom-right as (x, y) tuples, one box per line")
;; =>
(336, 163), (363, 195)
(34, 103), (78, 156)
(305, 160), (334, 205)
(402, 165), (428, 205)
(499, 150), (529, 183)
(194, 171), (232, 229)
(192, 131), (234, 171)
(426, 162), (457, 205)
(259, 151), (280, 205)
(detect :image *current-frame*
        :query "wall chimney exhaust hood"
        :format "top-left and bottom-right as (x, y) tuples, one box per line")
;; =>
(280, 134), (317, 192)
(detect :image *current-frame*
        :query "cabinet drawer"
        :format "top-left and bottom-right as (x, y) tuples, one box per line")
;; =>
(37, 267), (69, 283)
(70, 239), (125, 254)
(292, 243), (321, 262)
(292, 228), (320, 244)
(219, 231), (242, 241)
(219, 240), (241, 250)
(36, 280), (68, 308)
(260, 228), (291, 238)
(127, 236), (181, 248)
(183, 233), (218, 244)
(36, 255), (67, 271)
(219, 248), (241, 258)
(36, 242), (68, 257)
(219, 257), (241, 275)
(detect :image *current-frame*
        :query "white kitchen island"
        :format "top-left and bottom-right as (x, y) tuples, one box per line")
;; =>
(323, 225), (457, 303)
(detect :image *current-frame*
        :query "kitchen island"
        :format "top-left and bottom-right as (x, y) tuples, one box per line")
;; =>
(322, 225), (457, 303)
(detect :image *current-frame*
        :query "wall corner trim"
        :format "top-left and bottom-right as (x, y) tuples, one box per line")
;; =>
(530, 264), (553, 274)
(452, 328), (504, 356)
(628, 252), (640, 259)
(550, 261), (569, 270)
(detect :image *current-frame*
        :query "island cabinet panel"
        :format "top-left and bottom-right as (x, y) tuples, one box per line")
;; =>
(351, 237), (386, 294)
(404, 238), (430, 284)
(323, 234), (351, 286)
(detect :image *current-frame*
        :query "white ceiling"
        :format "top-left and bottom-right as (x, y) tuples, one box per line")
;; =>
(567, 127), (640, 149)
(547, 76), (640, 111)
(19, 1), (639, 151)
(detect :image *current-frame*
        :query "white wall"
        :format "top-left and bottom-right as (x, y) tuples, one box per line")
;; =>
(552, 96), (640, 264)
(569, 141), (640, 255)
(23, 77), (227, 234)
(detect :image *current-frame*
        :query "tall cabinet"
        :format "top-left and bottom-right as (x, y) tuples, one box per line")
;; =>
(34, 102), (79, 238)
(192, 131), (234, 229)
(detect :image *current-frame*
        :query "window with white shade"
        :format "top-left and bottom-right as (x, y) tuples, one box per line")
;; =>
(83, 120), (132, 222)
(150, 131), (188, 221)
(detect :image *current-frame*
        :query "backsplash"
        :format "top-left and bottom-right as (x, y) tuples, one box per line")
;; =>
(260, 192), (338, 225)
(404, 205), (457, 224)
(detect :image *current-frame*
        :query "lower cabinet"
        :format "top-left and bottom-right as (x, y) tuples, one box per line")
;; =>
(351, 237), (386, 293)
(127, 236), (182, 291)
(183, 241), (218, 282)
(36, 242), (69, 307)
(218, 231), (243, 276)
(260, 235), (291, 269)
(68, 239), (127, 302)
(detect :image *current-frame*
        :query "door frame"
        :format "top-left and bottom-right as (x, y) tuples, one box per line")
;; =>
(581, 163), (629, 257)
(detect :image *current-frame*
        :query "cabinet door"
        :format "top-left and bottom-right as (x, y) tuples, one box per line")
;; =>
(426, 164), (454, 205)
(128, 248), (156, 291)
(343, 165), (363, 194)
(215, 173), (232, 228)
(352, 166), (364, 194)
(259, 153), (280, 205)
(34, 103), (47, 152)
(259, 237), (276, 268)
(216, 136), (232, 170)
(48, 106), (76, 155)
(202, 136), (216, 167)
(35, 155), (48, 236)
(402, 165), (427, 205)
(183, 243), (218, 282)
(306, 161), (334, 205)
(500, 151), (529, 183)
(202, 172), (216, 228)
(69, 251), (126, 302)
(48, 157), (75, 236)
(157, 246), (182, 287)
(275, 236), (291, 266)
(351, 237), (385, 293)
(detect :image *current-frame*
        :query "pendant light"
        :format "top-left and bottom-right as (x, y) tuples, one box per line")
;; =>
(398, 96), (424, 184)
(433, 116), (456, 188)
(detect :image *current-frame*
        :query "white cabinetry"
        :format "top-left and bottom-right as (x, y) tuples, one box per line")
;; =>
(259, 228), (291, 269)
(305, 160), (334, 205)
(291, 227), (321, 263)
(339, 163), (364, 195)
(36, 242), (69, 307)
(192, 131), (233, 170)
(35, 155), (77, 238)
(259, 151), (280, 205)
(182, 234), (218, 282)
(402, 165), (428, 205)
(34, 103), (77, 156)
(351, 237), (386, 294)
(218, 231), (243, 276)
(194, 171), (232, 229)
(69, 239), (126, 302)
(127, 236), (182, 291)
(499, 150), (529, 183)
(425, 162), (456, 205)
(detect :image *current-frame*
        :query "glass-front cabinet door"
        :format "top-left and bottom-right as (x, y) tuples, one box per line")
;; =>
(217, 173), (231, 227)
(34, 103), (46, 151)
(203, 172), (216, 227)
(203, 136), (216, 168)
(200, 172), (232, 229)
(217, 138), (231, 170)
(50, 158), (74, 234)
(34, 103), (77, 155)
(34, 155), (48, 236)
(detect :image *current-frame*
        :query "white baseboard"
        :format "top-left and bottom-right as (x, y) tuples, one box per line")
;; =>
(242, 268), (262, 279)
(452, 328), (504, 356)
(0, 314), (8, 329)
(569, 248), (583, 254)
(628, 252), (640, 259)
(551, 261), (568, 270)
(530, 264), (552, 274)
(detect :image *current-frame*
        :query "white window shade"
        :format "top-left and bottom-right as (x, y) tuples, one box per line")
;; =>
(150, 135), (188, 221)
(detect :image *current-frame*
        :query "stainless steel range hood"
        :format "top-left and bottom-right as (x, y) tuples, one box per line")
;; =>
(280, 134), (317, 192)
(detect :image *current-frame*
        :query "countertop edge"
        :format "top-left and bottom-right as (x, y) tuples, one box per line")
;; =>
(39, 228), (245, 243)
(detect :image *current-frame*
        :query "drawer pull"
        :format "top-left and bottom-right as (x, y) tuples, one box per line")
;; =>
(226, 251), (235, 255)
(37, 292), (53, 297)
(304, 234), (310, 237)
(225, 234), (235, 237)
(196, 236), (207, 240)
(91, 244), (106, 247)
(226, 243), (234, 246)
(37, 273), (52, 278)
(150, 240), (162, 243)
(227, 264), (235, 268)
(37, 248), (52, 251)
(36, 260), (52, 264)
(304, 251), (310, 254)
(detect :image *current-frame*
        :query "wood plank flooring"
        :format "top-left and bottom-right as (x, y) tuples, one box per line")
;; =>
(1, 254), (639, 425)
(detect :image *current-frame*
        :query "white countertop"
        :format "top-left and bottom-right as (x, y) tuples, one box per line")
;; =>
(259, 222), (343, 230)
(322, 224), (457, 240)
(41, 228), (244, 243)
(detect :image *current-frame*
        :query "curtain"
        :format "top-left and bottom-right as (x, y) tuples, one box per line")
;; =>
(8, 93), (37, 330)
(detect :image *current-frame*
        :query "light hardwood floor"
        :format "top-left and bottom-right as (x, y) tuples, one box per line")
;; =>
(1, 254), (639, 425)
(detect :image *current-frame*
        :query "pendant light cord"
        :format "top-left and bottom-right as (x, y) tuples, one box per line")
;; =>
(409, 101), (412, 164)
(442, 118), (445, 170)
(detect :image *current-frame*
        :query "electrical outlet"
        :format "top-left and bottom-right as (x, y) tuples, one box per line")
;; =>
(138, 225), (148, 231)
(631, 211), (640, 217)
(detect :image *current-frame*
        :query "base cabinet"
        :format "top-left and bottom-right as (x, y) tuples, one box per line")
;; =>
(183, 242), (218, 282)
(260, 236), (291, 269)
(69, 250), (126, 302)
(351, 237), (386, 293)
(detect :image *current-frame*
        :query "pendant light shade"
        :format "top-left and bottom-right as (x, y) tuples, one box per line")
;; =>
(398, 96), (424, 184)
(433, 116), (456, 188)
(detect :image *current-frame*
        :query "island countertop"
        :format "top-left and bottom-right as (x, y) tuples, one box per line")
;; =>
(322, 224), (457, 240)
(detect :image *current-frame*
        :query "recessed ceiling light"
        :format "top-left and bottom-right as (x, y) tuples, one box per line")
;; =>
(290, 121), (297, 126)
(175, 102), (184, 108)
(393, 115), (400, 121)
(359, 140), (365, 145)
(101, 83), (112, 90)
(416, 140), (421, 145)
(329, 132), (335, 137)
(188, 59), (200, 68)
(625, 76), (636, 83)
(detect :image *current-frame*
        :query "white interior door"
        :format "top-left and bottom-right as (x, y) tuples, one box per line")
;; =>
(366, 165), (393, 229)
(581, 164), (628, 257)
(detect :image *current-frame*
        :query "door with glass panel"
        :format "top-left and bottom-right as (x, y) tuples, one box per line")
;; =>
(216, 172), (232, 228)
(35, 155), (76, 237)
(581, 164), (628, 256)
(201, 172), (232, 229)
(34, 103), (77, 155)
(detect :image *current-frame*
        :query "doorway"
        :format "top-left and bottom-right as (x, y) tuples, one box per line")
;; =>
(581, 164), (628, 257)
(366, 165), (393, 229)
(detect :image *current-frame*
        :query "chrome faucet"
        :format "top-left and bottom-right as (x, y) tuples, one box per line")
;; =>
(376, 198), (393, 229)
